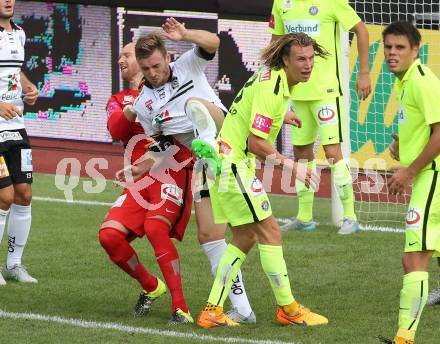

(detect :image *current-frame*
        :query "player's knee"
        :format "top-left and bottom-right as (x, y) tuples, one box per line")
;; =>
(13, 187), (32, 205)
(0, 193), (14, 209)
(197, 222), (226, 244)
(99, 227), (124, 253)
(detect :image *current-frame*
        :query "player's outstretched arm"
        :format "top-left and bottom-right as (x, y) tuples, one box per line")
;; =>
(162, 17), (219, 53)
(351, 21), (371, 100)
(247, 133), (319, 191)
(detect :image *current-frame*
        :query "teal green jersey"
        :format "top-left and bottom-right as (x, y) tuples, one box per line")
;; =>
(395, 59), (440, 172)
(218, 67), (293, 163)
(268, 0), (361, 100)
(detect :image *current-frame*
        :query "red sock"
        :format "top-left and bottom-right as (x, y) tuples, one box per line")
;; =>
(99, 227), (158, 292)
(144, 218), (188, 313)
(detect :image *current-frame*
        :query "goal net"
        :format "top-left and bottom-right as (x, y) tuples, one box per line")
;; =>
(347, 1), (440, 230)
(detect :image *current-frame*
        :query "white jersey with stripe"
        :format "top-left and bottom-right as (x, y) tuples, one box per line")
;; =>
(133, 47), (226, 149)
(0, 21), (25, 130)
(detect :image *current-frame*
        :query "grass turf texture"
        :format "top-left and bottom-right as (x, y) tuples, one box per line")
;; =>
(0, 173), (438, 344)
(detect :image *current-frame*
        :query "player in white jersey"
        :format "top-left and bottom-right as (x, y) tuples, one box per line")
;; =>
(123, 17), (256, 322)
(0, 0), (39, 286)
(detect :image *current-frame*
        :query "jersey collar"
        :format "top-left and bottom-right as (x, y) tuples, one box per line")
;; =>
(143, 66), (173, 89)
(398, 58), (421, 85)
(0, 20), (19, 32)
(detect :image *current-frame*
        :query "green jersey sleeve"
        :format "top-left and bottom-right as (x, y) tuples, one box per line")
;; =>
(332, 0), (361, 31)
(268, 0), (284, 35)
(249, 76), (284, 140)
(413, 73), (440, 125)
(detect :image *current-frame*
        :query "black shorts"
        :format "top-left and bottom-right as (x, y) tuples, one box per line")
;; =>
(0, 128), (33, 189)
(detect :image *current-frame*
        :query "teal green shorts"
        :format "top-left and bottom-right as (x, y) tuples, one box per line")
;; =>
(209, 159), (272, 227)
(291, 96), (345, 146)
(404, 169), (440, 256)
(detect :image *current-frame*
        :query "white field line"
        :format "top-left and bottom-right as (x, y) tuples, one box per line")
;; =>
(33, 196), (405, 234)
(0, 310), (296, 344)
(33, 196), (113, 207)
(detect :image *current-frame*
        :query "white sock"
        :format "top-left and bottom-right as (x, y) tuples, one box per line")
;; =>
(0, 208), (9, 246)
(7, 204), (32, 269)
(185, 100), (218, 148)
(201, 239), (253, 316)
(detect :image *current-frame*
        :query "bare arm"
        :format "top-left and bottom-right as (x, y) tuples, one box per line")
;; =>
(351, 21), (371, 100)
(162, 17), (219, 54)
(407, 123), (440, 176)
(388, 123), (440, 195)
(20, 72), (39, 106)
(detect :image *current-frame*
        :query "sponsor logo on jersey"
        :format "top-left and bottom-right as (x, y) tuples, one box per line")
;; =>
(112, 193), (127, 208)
(309, 6), (319, 16)
(145, 98), (154, 111)
(21, 149), (32, 172)
(284, 20), (320, 37)
(268, 14), (275, 29)
(219, 140), (232, 156)
(0, 91), (19, 101)
(122, 95), (134, 105)
(252, 113), (273, 134)
(7, 74), (18, 91)
(0, 131), (23, 142)
(0, 156), (9, 179)
(259, 69), (271, 81)
(161, 184), (183, 206)
(153, 110), (172, 125)
(248, 176), (264, 198)
(406, 207), (422, 229)
(317, 105), (336, 123)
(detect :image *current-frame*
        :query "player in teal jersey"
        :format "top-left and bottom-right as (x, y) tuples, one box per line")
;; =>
(377, 21), (440, 344)
(268, 0), (371, 234)
(197, 32), (330, 328)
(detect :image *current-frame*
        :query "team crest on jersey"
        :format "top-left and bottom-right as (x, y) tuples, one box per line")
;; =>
(406, 207), (422, 229)
(219, 140), (232, 156)
(259, 69), (271, 81)
(170, 76), (179, 89)
(157, 86), (166, 99)
(309, 6), (319, 16)
(397, 104), (405, 124)
(317, 105), (336, 124)
(261, 200), (270, 211)
(7, 74), (18, 91)
(283, 0), (292, 10)
(161, 184), (183, 206)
